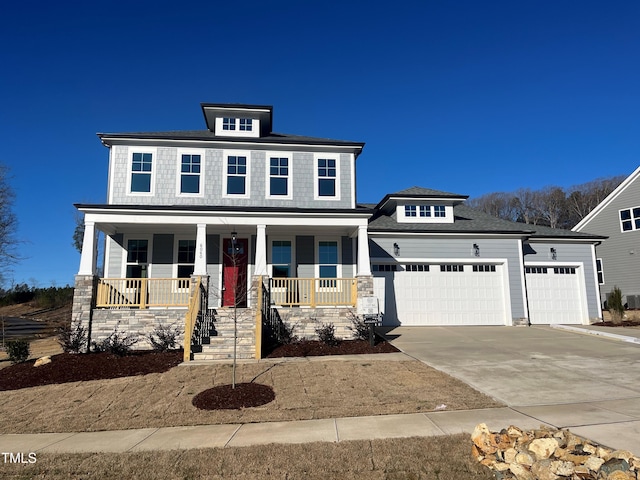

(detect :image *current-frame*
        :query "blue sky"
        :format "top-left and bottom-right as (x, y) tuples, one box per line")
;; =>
(1, 0), (639, 287)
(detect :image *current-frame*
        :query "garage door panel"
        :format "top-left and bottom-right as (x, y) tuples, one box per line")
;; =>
(526, 266), (583, 324)
(375, 263), (507, 326)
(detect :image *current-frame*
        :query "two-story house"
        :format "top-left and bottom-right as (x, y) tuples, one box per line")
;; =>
(72, 102), (605, 361)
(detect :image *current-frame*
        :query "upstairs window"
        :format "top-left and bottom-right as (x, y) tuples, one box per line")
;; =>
(180, 154), (201, 194)
(223, 118), (236, 131)
(226, 155), (247, 195)
(269, 157), (289, 196)
(239, 118), (253, 131)
(620, 207), (640, 232)
(405, 205), (417, 217)
(317, 158), (336, 197)
(434, 205), (446, 217)
(131, 152), (152, 193)
(419, 205), (431, 217)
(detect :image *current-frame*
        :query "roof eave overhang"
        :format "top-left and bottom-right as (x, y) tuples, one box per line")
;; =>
(96, 134), (364, 154)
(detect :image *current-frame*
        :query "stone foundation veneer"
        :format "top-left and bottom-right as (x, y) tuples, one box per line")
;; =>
(90, 309), (187, 349)
(71, 275), (98, 352)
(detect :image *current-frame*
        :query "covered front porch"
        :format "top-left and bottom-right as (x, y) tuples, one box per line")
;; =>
(72, 205), (375, 359)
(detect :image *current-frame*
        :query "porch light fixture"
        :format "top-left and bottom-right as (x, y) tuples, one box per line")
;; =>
(550, 247), (557, 260)
(393, 243), (400, 256)
(473, 243), (480, 257)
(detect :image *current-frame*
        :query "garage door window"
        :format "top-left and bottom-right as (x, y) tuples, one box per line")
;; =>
(405, 264), (429, 272)
(472, 264), (496, 272)
(440, 264), (464, 272)
(525, 267), (547, 274)
(554, 267), (576, 274)
(372, 264), (397, 272)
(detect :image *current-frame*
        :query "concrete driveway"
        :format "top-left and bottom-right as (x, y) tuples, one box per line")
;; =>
(382, 325), (640, 452)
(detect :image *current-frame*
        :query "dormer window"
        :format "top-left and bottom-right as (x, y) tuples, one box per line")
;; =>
(397, 203), (453, 223)
(239, 118), (252, 131)
(215, 116), (260, 137)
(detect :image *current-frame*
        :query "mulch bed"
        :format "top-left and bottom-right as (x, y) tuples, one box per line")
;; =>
(265, 339), (399, 357)
(192, 383), (275, 410)
(593, 319), (640, 327)
(0, 350), (183, 392)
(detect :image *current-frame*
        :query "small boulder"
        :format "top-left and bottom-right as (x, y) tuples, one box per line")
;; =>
(34, 356), (51, 367)
(528, 438), (559, 460)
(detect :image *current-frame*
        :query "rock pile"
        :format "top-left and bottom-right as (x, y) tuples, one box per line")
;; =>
(472, 423), (640, 479)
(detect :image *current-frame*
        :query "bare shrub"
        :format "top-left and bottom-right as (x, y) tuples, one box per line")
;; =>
(147, 323), (183, 352)
(315, 322), (339, 346)
(346, 309), (369, 341)
(57, 320), (87, 353)
(608, 286), (625, 324)
(92, 327), (139, 356)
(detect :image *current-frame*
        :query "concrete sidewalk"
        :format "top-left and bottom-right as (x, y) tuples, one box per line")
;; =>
(1, 400), (639, 454)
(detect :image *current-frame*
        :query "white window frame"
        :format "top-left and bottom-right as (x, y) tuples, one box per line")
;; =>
(174, 236), (196, 291)
(268, 237), (295, 278)
(397, 203), (454, 223)
(596, 258), (605, 285)
(121, 234), (153, 280)
(215, 118), (260, 138)
(222, 150), (251, 198)
(619, 207), (640, 232)
(266, 153), (293, 199)
(313, 154), (341, 201)
(127, 147), (157, 196)
(176, 148), (205, 197)
(315, 237), (342, 281)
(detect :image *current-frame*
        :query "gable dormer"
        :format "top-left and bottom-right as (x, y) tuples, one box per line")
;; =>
(201, 103), (273, 138)
(376, 187), (468, 224)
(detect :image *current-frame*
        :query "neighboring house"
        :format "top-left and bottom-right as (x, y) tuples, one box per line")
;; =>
(72, 103), (605, 361)
(573, 166), (640, 308)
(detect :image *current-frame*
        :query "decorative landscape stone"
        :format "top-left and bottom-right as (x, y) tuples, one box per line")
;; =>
(472, 423), (640, 479)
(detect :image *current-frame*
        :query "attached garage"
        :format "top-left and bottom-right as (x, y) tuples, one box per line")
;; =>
(525, 265), (587, 324)
(374, 262), (509, 326)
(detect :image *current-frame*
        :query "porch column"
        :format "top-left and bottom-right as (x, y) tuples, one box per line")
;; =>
(356, 225), (372, 276)
(78, 221), (98, 275)
(254, 224), (268, 275)
(194, 223), (207, 275)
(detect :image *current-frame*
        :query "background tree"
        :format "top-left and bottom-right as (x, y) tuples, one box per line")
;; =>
(0, 165), (20, 285)
(467, 174), (624, 229)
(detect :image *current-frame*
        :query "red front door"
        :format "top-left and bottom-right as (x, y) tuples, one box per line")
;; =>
(222, 238), (248, 307)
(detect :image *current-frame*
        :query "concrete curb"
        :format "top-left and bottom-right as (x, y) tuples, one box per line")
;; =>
(551, 324), (640, 344)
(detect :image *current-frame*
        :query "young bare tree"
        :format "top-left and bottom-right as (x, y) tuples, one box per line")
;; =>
(0, 165), (19, 285)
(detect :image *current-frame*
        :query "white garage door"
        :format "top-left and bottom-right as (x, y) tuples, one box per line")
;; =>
(526, 266), (585, 324)
(373, 263), (508, 326)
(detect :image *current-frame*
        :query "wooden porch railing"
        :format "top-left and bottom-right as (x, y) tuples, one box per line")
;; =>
(269, 278), (357, 307)
(96, 278), (191, 308)
(183, 277), (203, 362)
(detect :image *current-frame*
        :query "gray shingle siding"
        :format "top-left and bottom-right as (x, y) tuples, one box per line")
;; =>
(575, 177), (640, 304)
(109, 146), (353, 208)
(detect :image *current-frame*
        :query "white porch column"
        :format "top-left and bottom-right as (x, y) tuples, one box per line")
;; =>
(356, 225), (372, 276)
(254, 224), (268, 275)
(78, 221), (98, 275)
(194, 223), (207, 275)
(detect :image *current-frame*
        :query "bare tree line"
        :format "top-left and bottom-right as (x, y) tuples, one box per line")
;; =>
(467, 175), (626, 229)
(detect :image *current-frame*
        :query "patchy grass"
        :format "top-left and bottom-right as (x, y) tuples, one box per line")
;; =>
(0, 359), (502, 434)
(0, 435), (494, 479)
